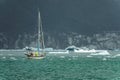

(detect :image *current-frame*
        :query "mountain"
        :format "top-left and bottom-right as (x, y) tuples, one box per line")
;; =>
(0, 31), (120, 50)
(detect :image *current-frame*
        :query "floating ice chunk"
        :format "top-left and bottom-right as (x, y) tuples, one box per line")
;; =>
(102, 58), (107, 61)
(8, 54), (13, 56)
(86, 55), (93, 57)
(114, 54), (120, 57)
(60, 56), (65, 58)
(2, 56), (6, 59)
(91, 50), (110, 55)
(68, 58), (71, 60)
(10, 57), (17, 60)
(72, 56), (78, 58)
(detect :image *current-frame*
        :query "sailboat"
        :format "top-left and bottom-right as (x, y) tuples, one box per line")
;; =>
(25, 9), (46, 59)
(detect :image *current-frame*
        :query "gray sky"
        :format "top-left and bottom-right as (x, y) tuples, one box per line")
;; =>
(0, 0), (120, 36)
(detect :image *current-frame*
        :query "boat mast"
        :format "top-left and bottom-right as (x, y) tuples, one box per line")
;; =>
(40, 19), (45, 50)
(38, 9), (41, 54)
(38, 9), (45, 54)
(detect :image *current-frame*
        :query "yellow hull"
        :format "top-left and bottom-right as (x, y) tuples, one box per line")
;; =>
(27, 56), (45, 59)
(25, 53), (45, 59)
